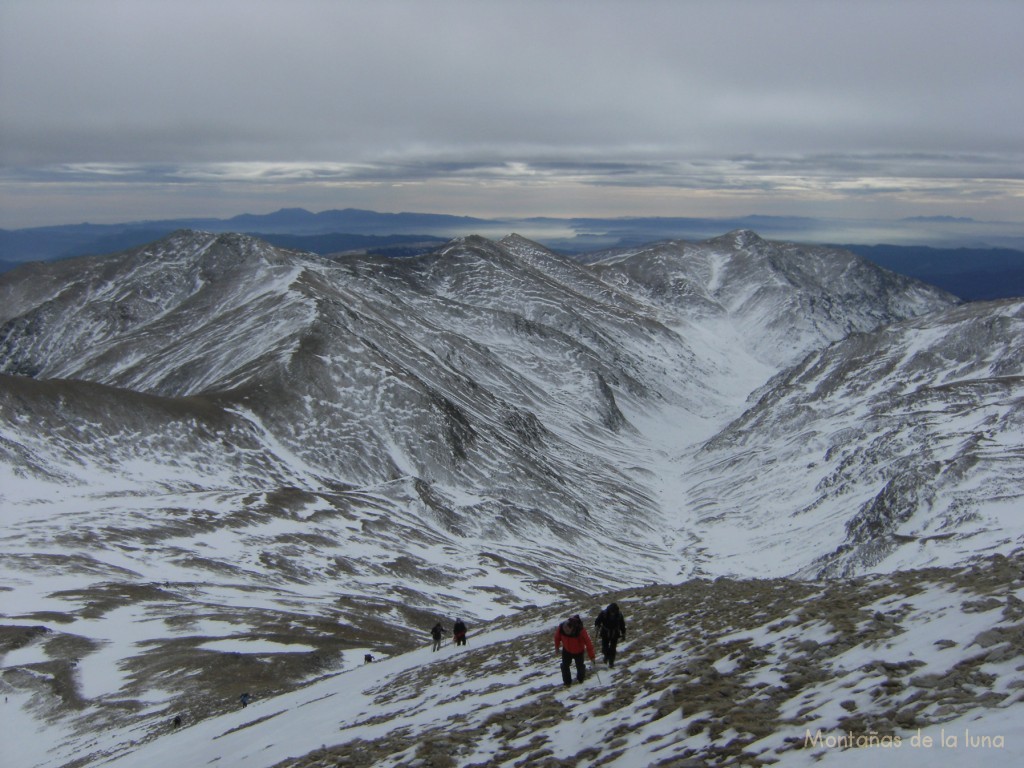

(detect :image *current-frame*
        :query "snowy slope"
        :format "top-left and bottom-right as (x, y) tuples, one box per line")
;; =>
(10, 551), (1020, 768)
(4, 228), (1021, 768)
(0, 232), (317, 394)
(682, 298), (1024, 579)
(591, 230), (952, 368)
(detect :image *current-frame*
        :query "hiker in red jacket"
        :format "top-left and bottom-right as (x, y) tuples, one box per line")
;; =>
(554, 614), (596, 687)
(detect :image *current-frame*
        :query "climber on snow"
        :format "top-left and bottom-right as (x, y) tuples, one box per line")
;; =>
(430, 621), (445, 651)
(554, 614), (595, 687)
(595, 602), (627, 666)
(453, 618), (468, 646)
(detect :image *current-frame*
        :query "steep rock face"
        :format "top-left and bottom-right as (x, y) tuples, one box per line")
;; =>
(686, 298), (1024, 577)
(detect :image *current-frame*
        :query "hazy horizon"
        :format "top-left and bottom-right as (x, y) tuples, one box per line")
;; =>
(2, 1), (1023, 233)
(6, 205), (1024, 255)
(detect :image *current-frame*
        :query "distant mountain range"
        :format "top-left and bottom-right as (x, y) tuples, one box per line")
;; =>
(2, 207), (1023, 300)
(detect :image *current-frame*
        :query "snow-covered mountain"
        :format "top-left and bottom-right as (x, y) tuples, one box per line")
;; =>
(2, 228), (1021, 767)
(590, 230), (952, 368)
(685, 298), (1024, 580)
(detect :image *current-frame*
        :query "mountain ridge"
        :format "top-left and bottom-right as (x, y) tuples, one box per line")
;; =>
(4, 208), (1024, 300)
(1, 228), (1022, 767)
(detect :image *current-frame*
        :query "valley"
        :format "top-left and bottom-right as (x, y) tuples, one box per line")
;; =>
(1, 229), (1021, 766)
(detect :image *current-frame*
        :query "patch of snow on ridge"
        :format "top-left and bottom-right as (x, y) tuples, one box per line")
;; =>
(73, 605), (163, 700)
(199, 639), (316, 654)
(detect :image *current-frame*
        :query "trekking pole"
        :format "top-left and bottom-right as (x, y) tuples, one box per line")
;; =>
(592, 662), (602, 684)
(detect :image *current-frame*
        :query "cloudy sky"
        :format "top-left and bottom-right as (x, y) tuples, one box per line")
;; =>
(1, 0), (1022, 230)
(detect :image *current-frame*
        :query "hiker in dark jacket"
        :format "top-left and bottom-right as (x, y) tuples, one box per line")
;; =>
(554, 614), (595, 686)
(595, 602), (627, 667)
(453, 619), (467, 646)
(430, 622), (445, 651)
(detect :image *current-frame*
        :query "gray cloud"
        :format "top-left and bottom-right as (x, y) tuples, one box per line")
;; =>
(2, 0), (1023, 228)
